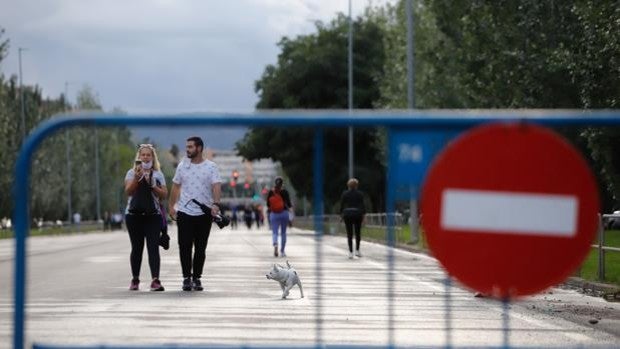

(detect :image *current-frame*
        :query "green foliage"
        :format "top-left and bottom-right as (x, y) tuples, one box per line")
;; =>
(0, 27), (8, 62)
(239, 11), (388, 212)
(578, 230), (620, 285)
(378, 0), (620, 209)
(0, 29), (135, 221)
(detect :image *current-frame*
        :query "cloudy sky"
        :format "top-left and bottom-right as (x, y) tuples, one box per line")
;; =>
(0, 0), (392, 113)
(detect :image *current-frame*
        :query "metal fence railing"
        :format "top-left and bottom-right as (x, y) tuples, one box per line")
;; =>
(10, 110), (620, 349)
(593, 213), (620, 281)
(295, 213), (404, 235)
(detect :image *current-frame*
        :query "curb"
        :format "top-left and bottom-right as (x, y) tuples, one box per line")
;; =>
(563, 277), (620, 302)
(295, 226), (620, 301)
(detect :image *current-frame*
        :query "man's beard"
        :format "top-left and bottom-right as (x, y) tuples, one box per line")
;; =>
(187, 150), (196, 158)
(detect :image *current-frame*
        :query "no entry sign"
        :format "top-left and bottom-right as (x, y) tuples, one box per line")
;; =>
(420, 123), (599, 298)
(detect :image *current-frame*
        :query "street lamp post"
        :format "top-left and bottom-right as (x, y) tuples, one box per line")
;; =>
(95, 128), (101, 221)
(64, 82), (73, 224)
(18, 47), (27, 142)
(348, 0), (354, 179)
(406, 0), (419, 244)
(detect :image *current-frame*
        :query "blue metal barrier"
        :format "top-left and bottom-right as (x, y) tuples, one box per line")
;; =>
(12, 110), (620, 349)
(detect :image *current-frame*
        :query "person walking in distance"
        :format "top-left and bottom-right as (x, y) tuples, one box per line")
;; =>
(267, 177), (293, 257)
(124, 144), (168, 291)
(340, 178), (366, 259)
(168, 136), (222, 291)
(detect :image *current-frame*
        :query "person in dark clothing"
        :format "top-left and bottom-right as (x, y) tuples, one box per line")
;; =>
(340, 178), (366, 259)
(243, 205), (254, 229)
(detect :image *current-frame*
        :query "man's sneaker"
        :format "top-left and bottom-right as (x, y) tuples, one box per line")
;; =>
(274, 246), (279, 257)
(192, 278), (204, 291)
(182, 277), (192, 291)
(150, 279), (164, 291)
(280, 251), (287, 258)
(348, 252), (354, 259)
(129, 278), (139, 291)
(355, 250), (362, 257)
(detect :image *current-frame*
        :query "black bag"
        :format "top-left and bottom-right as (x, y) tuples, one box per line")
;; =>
(128, 177), (157, 215)
(191, 199), (230, 229)
(159, 231), (170, 250)
(158, 204), (170, 250)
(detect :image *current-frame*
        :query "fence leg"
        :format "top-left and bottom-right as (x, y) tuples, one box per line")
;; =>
(409, 199), (419, 244)
(598, 214), (605, 282)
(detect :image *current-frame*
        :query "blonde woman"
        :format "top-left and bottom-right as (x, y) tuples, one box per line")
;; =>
(124, 144), (168, 291)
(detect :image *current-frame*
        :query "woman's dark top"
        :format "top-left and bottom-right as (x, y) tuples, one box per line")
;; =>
(340, 189), (366, 217)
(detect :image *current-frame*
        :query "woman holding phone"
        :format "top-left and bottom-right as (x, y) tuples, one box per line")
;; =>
(124, 144), (168, 291)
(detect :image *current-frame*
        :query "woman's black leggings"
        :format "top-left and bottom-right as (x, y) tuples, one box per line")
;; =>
(177, 212), (212, 279)
(125, 214), (162, 279)
(344, 215), (363, 252)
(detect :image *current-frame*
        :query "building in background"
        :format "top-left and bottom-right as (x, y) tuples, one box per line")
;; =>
(206, 149), (279, 207)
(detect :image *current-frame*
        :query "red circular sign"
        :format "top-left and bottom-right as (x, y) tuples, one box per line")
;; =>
(420, 123), (599, 298)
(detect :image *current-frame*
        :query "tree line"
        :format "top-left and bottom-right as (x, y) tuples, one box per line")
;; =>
(236, 0), (620, 213)
(0, 28), (136, 222)
(1, 0), (618, 221)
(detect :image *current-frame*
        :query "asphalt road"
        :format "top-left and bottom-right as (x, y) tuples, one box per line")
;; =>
(1, 225), (619, 348)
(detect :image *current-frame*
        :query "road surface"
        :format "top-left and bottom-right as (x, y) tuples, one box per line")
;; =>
(1, 225), (618, 348)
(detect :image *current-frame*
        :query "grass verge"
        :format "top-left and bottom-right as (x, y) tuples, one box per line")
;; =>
(313, 221), (619, 287)
(0, 223), (107, 239)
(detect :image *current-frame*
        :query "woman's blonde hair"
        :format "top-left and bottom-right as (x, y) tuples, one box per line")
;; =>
(347, 178), (359, 189)
(134, 144), (161, 171)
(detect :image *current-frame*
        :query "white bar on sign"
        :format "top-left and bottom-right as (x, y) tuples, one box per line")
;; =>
(441, 189), (578, 237)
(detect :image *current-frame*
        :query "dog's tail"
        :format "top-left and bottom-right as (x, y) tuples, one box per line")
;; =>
(286, 260), (291, 268)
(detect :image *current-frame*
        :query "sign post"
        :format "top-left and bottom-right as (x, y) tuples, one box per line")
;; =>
(388, 128), (461, 243)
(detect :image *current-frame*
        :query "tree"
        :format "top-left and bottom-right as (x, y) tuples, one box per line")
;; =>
(378, 0), (620, 210)
(237, 10), (388, 212)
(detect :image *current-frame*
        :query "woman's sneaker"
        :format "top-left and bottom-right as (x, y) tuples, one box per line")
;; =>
(192, 278), (203, 291)
(150, 279), (164, 291)
(182, 277), (192, 291)
(129, 278), (139, 291)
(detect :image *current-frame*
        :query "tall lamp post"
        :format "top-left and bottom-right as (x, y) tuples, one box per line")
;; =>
(95, 128), (101, 221)
(406, 0), (419, 243)
(18, 47), (28, 142)
(348, 0), (354, 179)
(64, 82), (73, 224)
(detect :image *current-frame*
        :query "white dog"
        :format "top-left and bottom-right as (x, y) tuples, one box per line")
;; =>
(266, 260), (304, 299)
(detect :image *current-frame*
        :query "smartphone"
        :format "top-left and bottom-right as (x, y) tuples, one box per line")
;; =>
(135, 160), (142, 165)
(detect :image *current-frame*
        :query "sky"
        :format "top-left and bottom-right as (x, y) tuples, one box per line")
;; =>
(0, 0), (392, 113)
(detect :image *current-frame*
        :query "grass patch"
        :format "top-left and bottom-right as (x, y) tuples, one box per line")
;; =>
(577, 230), (620, 286)
(317, 221), (428, 251)
(0, 223), (106, 240)
(291, 219), (620, 286)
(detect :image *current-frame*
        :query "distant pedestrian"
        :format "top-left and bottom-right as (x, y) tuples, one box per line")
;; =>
(340, 178), (366, 259)
(103, 211), (111, 231)
(168, 136), (222, 291)
(254, 205), (262, 229)
(124, 144), (168, 291)
(267, 176), (293, 257)
(243, 205), (253, 229)
(73, 212), (81, 225)
(230, 207), (238, 229)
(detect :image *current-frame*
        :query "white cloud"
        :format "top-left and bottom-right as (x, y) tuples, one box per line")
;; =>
(0, 0), (393, 112)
